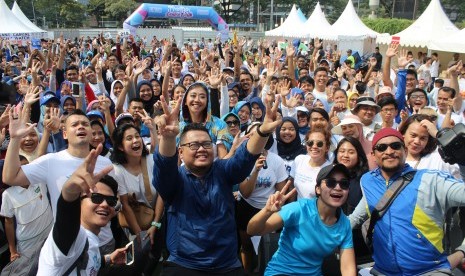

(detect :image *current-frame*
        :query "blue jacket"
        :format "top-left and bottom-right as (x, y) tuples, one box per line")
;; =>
(153, 142), (258, 271)
(358, 164), (465, 275)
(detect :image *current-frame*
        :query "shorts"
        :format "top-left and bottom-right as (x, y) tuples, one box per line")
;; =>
(235, 198), (261, 232)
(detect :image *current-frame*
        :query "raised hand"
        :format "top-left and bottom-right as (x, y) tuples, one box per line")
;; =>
(386, 43), (398, 58)
(44, 107), (61, 133)
(208, 68), (223, 88)
(63, 144), (113, 196)
(260, 94), (282, 134)
(265, 181), (296, 212)
(448, 60), (462, 76)
(141, 109), (156, 130)
(8, 105), (37, 139)
(23, 86), (40, 106)
(279, 79), (291, 98)
(397, 49), (413, 68)
(155, 95), (181, 138)
(286, 44), (296, 57)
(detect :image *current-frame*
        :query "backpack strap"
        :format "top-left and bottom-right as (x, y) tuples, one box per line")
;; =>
(366, 171), (416, 246)
(62, 238), (89, 276)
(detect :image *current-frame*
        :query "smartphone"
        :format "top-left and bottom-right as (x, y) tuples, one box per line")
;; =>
(71, 82), (80, 97)
(391, 36), (400, 44)
(125, 241), (134, 265)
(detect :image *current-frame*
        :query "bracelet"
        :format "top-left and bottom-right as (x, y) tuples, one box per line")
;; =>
(256, 125), (271, 138)
(151, 221), (162, 229)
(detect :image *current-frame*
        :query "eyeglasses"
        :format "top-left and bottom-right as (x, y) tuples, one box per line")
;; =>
(306, 140), (324, 148)
(373, 141), (404, 152)
(180, 141), (213, 150)
(82, 193), (118, 208)
(225, 120), (239, 126)
(410, 95), (426, 100)
(322, 178), (350, 190)
(381, 108), (396, 113)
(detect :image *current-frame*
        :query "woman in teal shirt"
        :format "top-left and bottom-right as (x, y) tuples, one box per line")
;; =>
(247, 163), (356, 275)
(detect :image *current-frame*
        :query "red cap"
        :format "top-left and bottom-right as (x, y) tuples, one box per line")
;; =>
(372, 128), (404, 150)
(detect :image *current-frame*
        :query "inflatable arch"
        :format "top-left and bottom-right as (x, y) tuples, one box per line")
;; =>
(123, 4), (229, 40)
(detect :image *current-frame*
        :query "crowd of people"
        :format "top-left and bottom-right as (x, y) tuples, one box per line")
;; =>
(0, 31), (464, 275)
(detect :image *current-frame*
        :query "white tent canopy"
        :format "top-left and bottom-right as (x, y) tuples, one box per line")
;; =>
(265, 4), (307, 38)
(430, 28), (465, 53)
(0, 0), (42, 41)
(377, 0), (458, 47)
(329, 0), (378, 39)
(303, 2), (332, 39)
(11, 1), (46, 33)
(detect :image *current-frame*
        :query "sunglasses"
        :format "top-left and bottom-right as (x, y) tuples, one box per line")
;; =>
(82, 193), (118, 208)
(323, 178), (350, 190)
(225, 120), (239, 126)
(306, 140), (324, 148)
(373, 141), (404, 152)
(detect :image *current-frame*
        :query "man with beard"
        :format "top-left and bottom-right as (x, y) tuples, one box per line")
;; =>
(349, 128), (465, 275)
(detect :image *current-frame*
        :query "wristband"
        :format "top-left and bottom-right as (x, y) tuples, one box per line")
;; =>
(151, 221), (162, 229)
(256, 125), (271, 138)
(104, 254), (111, 265)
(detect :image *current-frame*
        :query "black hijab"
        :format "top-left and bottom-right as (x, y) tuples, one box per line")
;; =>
(275, 117), (306, 161)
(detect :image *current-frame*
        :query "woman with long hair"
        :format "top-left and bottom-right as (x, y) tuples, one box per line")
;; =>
(110, 123), (164, 273)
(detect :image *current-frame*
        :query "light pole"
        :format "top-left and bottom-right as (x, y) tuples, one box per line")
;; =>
(269, 0), (273, 30)
(256, 0), (259, 31)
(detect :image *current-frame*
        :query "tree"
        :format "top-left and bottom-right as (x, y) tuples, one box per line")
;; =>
(105, 0), (138, 24)
(88, 0), (107, 24)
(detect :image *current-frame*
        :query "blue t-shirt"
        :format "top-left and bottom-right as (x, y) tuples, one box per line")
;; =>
(265, 198), (353, 276)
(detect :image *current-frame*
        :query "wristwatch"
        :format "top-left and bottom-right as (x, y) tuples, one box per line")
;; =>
(151, 221), (162, 229)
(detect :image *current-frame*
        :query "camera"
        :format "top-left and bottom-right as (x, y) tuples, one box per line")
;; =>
(436, 123), (465, 166)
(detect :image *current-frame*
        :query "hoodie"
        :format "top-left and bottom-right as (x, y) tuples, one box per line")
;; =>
(179, 83), (232, 150)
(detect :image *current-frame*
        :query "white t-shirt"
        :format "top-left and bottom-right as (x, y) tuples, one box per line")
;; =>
(38, 226), (101, 276)
(435, 108), (464, 128)
(406, 149), (461, 180)
(239, 152), (288, 209)
(21, 150), (114, 247)
(430, 60), (440, 78)
(313, 89), (327, 102)
(290, 155), (332, 199)
(113, 155), (157, 207)
(0, 183), (53, 253)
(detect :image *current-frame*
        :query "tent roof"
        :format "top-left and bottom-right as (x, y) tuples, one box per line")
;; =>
(11, 1), (46, 33)
(329, 0), (378, 39)
(303, 2), (333, 39)
(0, 0), (37, 34)
(377, 0), (458, 47)
(296, 8), (308, 23)
(265, 4), (307, 38)
(430, 28), (465, 53)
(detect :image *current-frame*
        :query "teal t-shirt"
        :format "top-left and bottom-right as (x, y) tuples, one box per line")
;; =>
(265, 198), (353, 275)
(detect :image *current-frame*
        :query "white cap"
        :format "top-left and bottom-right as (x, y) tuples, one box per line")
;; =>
(331, 115), (362, 135)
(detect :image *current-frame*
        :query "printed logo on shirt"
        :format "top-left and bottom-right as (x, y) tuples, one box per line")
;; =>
(256, 176), (272, 188)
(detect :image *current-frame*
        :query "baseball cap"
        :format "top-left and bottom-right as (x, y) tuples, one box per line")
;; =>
(371, 128), (404, 150)
(40, 91), (60, 106)
(331, 115), (362, 135)
(316, 164), (351, 186)
(115, 112), (135, 127)
(86, 110), (104, 121)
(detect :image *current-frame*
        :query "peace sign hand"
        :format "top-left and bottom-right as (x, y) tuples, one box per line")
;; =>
(63, 144), (114, 197)
(155, 95), (180, 138)
(265, 181), (296, 213)
(141, 109), (156, 130)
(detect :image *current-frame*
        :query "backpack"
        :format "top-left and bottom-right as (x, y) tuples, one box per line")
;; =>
(0, 238), (88, 276)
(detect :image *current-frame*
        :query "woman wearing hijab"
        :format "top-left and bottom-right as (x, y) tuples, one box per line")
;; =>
(271, 117), (306, 176)
(136, 80), (158, 116)
(250, 97), (265, 122)
(232, 101), (252, 133)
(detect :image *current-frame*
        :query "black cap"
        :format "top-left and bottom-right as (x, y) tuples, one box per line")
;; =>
(316, 164), (351, 186)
